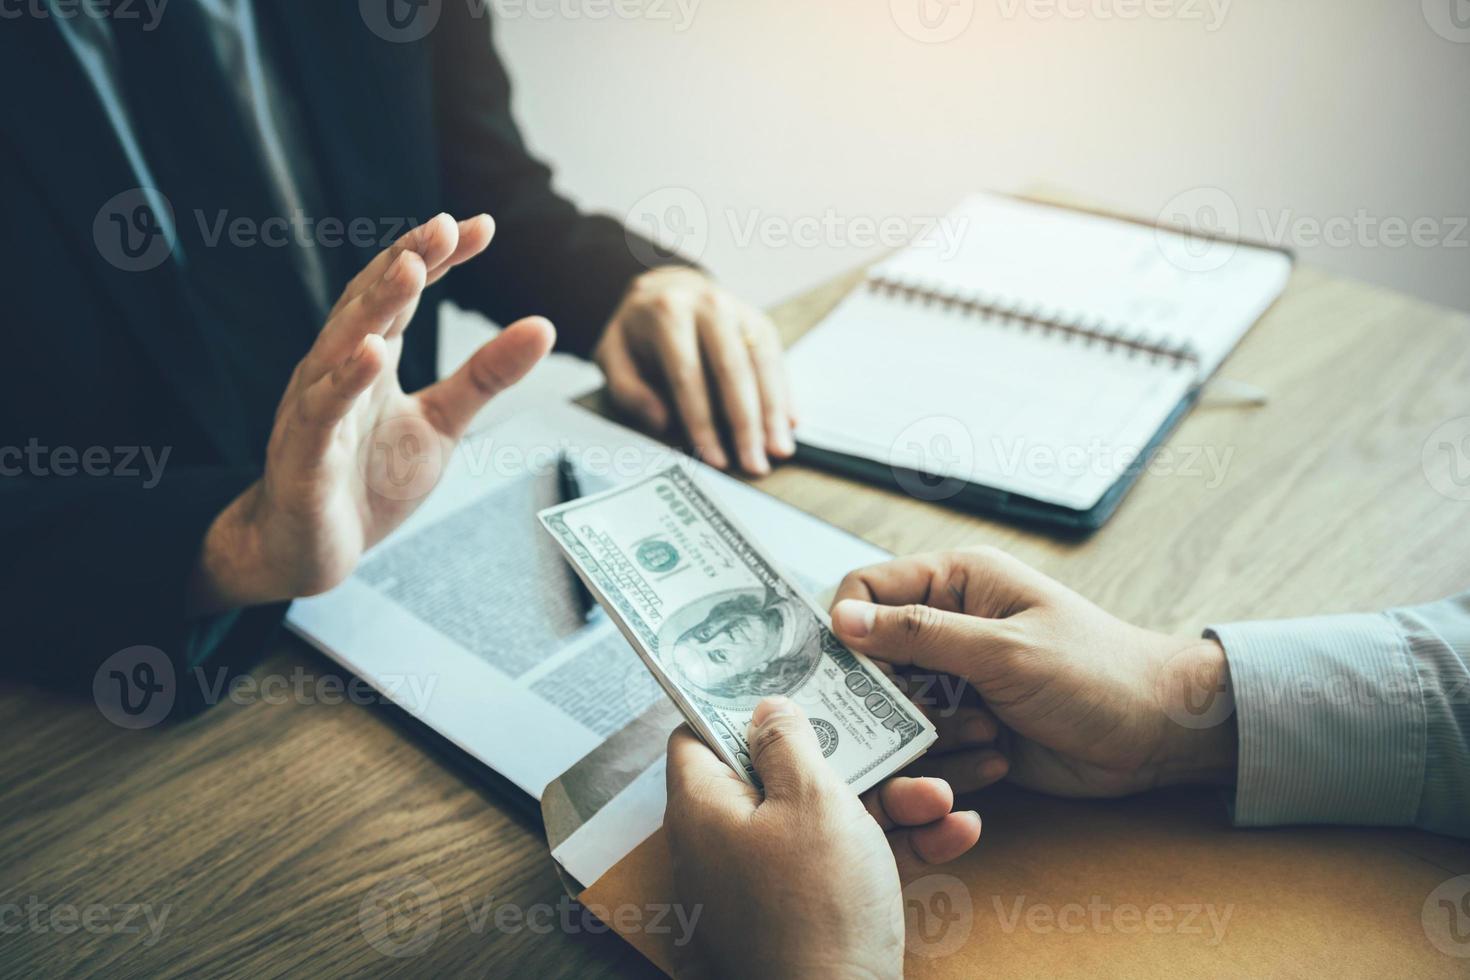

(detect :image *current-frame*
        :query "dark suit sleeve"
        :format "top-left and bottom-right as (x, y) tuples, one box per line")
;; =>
(0, 466), (282, 708)
(430, 6), (691, 358)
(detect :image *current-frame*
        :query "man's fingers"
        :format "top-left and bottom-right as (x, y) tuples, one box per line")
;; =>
(422, 214), (495, 289)
(598, 328), (670, 433)
(831, 596), (1006, 678)
(833, 547), (1051, 616)
(301, 334), (386, 424)
(286, 334), (387, 466)
(331, 212), (458, 320)
(862, 776), (954, 832)
(832, 554), (962, 612)
(744, 316), (795, 460)
(383, 214), (496, 339)
(416, 316), (555, 440)
(890, 811), (982, 872)
(697, 306), (768, 475)
(307, 249), (426, 383)
(743, 697), (836, 803)
(649, 316), (727, 470)
(666, 724), (760, 817)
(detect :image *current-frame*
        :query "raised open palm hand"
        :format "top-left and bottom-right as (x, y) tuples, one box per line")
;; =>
(190, 213), (555, 613)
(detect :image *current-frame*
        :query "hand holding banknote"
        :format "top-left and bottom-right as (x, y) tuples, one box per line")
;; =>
(539, 466), (978, 972)
(664, 697), (982, 979)
(538, 465), (936, 793)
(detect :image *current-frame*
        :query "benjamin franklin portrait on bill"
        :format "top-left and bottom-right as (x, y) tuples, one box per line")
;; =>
(655, 586), (821, 710)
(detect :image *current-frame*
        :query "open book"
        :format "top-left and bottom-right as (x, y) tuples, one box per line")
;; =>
(786, 194), (1293, 529)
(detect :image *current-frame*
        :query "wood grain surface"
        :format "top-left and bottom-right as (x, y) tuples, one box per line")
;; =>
(2, 254), (1467, 978)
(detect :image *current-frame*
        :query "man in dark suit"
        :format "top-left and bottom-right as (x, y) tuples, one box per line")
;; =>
(0, 0), (796, 697)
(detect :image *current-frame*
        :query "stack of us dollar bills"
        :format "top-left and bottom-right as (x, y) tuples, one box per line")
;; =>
(538, 465), (935, 793)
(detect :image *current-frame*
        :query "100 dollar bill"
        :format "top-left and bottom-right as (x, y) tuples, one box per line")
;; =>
(537, 465), (935, 794)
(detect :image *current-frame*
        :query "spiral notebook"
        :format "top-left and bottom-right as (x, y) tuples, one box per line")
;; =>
(786, 193), (1293, 530)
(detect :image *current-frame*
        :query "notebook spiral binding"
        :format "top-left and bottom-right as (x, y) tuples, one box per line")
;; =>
(866, 273), (1201, 370)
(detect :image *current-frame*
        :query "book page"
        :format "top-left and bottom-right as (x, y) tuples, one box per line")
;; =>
(788, 288), (1196, 511)
(286, 404), (887, 799)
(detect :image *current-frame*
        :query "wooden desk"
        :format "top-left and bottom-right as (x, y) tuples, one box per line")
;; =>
(2, 261), (1468, 978)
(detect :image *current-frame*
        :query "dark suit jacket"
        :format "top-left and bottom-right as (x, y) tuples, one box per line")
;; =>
(0, 2), (678, 699)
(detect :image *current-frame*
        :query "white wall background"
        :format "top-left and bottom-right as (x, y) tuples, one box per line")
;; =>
(488, 0), (1470, 312)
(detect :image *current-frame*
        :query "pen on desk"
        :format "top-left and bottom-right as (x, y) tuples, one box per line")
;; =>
(556, 452), (599, 622)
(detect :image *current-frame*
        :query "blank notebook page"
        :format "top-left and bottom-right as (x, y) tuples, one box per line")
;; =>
(787, 195), (1292, 512)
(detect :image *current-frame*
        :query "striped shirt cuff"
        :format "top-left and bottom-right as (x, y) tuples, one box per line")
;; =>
(1207, 613), (1426, 829)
